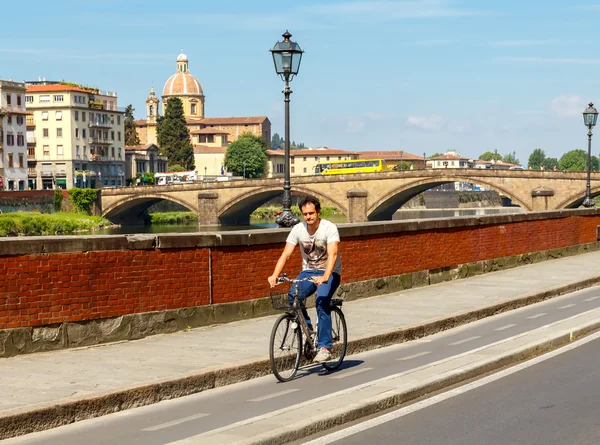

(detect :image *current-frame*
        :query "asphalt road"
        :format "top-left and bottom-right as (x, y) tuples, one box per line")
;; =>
(4, 286), (600, 445)
(310, 332), (600, 445)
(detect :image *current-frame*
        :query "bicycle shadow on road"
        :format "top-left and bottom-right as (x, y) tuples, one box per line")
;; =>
(292, 360), (365, 381)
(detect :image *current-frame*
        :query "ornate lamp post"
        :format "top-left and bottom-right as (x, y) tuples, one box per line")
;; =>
(583, 102), (598, 207)
(271, 30), (303, 227)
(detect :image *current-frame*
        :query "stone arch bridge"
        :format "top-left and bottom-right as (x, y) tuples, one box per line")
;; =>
(98, 169), (600, 225)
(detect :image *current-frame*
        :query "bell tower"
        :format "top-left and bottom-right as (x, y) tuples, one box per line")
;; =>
(146, 87), (160, 124)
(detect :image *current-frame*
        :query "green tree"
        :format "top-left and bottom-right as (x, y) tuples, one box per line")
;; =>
(124, 104), (140, 146)
(502, 151), (520, 165)
(271, 133), (282, 150)
(528, 148), (547, 170)
(479, 150), (502, 162)
(430, 152), (443, 158)
(558, 149), (600, 171)
(156, 97), (195, 170)
(224, 133), (267, 178)
(542, 157), (558, 171)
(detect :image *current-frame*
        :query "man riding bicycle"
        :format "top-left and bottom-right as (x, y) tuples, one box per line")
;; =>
(268, 196), (342, 363)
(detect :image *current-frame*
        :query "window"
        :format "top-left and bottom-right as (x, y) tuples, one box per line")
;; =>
(7, 116), (11, 124)
(17, 134), (24, 146)
(43, 128), (49, 137)
(19, 153), (24, 168)
(326, 157), (330, 161)
(76, 145), (80, 157)
(111, 131), (114, 140)
(82, 129), (86, 138)
(74, 110), (79, 121)
(16, 116), (23, 125)
(41, 111), (48, 121)
(118, 147), (121, 158)
(291, 157), (295, 164)
(25, 96), (33, 103)
(303, 157), (307, 161)
(6, 94), (11, 105)
(118, 131), (121, 141)
(303, 167), (307, 173)
(56, 128), (62, 137)
(117, 116), (120, 125)
(54, 95), (64, 102)
(191, 103), (197, 115)
(55, 111), (62, 120)
(111, 147), (115, 157)
(8, 153), (13, 167)
(207, 135), (214, 143)
(57, 145), (63, 156)
(291, 166), (295, 173)
(43, 145), (50, 159)
(82, 111), (86, 122)
(17, 95), (22, 106)
(39, 95), (50, 103)
(6, 133), (14, 145)
(83, 146), (87, 156)
(314, 156), (319, 161)
(75, 128), (79, 138)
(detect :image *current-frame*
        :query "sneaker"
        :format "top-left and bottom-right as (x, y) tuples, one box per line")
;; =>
(313, 347), (331, 363)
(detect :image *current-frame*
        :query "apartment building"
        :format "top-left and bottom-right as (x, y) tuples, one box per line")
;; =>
(0, 80), (28, 190)
(25, 83), (125, 189)
(266, 148), (359, 178)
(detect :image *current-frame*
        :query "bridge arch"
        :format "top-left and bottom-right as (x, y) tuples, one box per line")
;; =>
(367, 176), (531, 221)
(102, 193), (197, 225)
(218, 185), (347, 225)
(556, 186), (600, 209)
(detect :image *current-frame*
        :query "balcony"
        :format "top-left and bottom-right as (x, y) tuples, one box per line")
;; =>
(88, 120), (113, 129)
(28, 168), (36, 177)
(27, 135), (36, 145)
(27, 153), (35, 160)
(89, 136), (112, 145)
(26, 116), (35, 127)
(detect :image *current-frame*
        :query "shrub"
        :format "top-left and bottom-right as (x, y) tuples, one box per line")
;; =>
(53, 190), (63, 212)
(68, 188), (98, 214)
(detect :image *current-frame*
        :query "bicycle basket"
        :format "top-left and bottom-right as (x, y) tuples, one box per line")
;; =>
(270, 291), (294, 311)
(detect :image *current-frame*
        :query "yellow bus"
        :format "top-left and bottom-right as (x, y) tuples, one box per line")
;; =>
(314, 159), (388, 175)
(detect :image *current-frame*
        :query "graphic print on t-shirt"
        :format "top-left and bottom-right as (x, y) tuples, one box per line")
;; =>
(301, 238), (328, 270)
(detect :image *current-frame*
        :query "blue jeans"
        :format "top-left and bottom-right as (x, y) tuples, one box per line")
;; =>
(288, 270), (341, 349)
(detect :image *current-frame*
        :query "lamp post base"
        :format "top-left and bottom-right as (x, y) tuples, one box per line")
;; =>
(583, 197), (596, 208)
(276, 209), (299, 228)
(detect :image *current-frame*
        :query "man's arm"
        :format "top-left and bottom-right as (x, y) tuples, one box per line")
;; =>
(268, 242), (296, 287)
(313, 241), (339, 286)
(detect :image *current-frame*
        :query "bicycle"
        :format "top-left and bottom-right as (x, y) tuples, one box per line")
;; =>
(269, 274), (348, 382)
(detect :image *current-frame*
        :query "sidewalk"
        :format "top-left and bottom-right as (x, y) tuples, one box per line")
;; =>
(3, 251), (600, 439)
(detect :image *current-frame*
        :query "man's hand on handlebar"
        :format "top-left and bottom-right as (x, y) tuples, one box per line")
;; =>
(267, 275), (278, 288)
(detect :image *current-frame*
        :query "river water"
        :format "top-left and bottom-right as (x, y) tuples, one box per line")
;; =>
(93, 208), (523, 235)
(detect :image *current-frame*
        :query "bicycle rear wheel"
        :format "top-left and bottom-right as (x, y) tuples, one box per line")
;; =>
(269, 313), (302, 382)
(322, 306), (347, 371)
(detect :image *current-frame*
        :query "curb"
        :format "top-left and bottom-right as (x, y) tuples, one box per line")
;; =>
(1, 276), (600, 440)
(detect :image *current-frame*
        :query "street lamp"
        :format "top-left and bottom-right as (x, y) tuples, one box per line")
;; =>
(583, 102), (598, 207)
(271, 30), (303, 227)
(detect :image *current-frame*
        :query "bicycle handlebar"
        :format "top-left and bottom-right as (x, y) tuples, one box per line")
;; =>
(276, 274), (315, 285)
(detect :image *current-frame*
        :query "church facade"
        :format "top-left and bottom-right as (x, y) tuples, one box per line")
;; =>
(135, 53), (271, 154)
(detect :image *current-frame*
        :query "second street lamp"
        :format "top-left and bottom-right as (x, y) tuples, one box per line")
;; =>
(583, 102), (598, 208)
(270, 30), (303, 227)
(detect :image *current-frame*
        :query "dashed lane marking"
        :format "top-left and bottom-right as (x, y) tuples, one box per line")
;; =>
(248, 389), (300, 402)
(449, 336), (481, 346)
(526, 313), (547, 319)
(141, 413), (210, 431)
(332, 368), (373, 379)
(494, 324), (516, 331)
(397, 351), (431, 361)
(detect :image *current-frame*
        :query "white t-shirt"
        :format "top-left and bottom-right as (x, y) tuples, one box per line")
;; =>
(286, 219), (342, 275)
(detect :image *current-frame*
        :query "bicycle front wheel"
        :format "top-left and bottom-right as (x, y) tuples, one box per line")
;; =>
(322, 307), (347, 371)
(269, 313), (302, 382)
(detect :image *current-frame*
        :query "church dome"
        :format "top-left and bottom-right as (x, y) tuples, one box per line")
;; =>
(162, 52), (203, 97)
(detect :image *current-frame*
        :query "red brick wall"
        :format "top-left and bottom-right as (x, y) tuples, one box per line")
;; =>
(0, 214), (599, 330)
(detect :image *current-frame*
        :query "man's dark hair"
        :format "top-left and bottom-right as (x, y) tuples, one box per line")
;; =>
(298, 195), (321, 212)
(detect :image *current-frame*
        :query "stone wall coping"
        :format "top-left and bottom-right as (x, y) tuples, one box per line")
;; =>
(1, 208), (600, 255)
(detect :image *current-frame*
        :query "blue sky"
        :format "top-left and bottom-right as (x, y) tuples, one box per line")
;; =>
(2, 0), (600, 165)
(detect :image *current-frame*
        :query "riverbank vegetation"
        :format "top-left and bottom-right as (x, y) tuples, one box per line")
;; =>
(250, 205), (343, 220)
(149, 212), (198, 225)
(0, 212), (113, 237)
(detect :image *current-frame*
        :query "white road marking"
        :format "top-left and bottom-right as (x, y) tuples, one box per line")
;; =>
(302, 330), (600, 445)
(494, 324), (516, 331)
(141, 413), (210, 431)
(332, 368), (373, 379)
(248, 388), (299, 402)
(584, 296), (600, 302)
(397, 351), (431, 361)
(449, 336), (480, 346)
(526, 313), (547, 319)
(559, 304), (576, 309)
